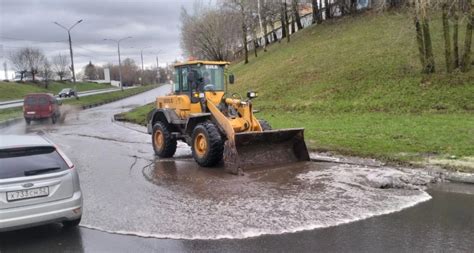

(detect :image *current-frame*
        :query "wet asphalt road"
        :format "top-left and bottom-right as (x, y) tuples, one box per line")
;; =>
(1, 184), (473, 252)
(1, 86), (474, 252)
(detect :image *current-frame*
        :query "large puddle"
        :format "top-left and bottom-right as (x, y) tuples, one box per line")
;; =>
(79, 158), (435, 240)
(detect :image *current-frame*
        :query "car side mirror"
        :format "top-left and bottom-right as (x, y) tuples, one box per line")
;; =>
(229, 74), (235, 84)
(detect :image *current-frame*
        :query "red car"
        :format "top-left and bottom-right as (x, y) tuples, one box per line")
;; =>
(23, 93), (61, 125)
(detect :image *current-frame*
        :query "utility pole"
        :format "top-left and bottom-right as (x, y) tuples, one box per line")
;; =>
(140, 47), (151, 85)
(54, 19), (83, 84)
(156, 56), (160, 83)
(104, 37), (132, 91)
(3, 62), (7, 80)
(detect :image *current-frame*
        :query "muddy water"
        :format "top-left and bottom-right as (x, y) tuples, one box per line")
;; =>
(0, 86), (451, 240)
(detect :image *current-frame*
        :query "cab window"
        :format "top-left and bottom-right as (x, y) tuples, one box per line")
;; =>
(181, 67), (189, 92)
(173, 70), (179, 92)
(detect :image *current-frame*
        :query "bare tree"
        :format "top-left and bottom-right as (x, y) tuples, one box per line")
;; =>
(414, 0), (435, 73)
(84, 61), (98, 80)
(52, 53), (70, 81)
(41, 58), (53, 88)
(442, 2), (453, 72)
(8, 49), (28, 81)
(23, 47), (45, 81)
(121, 58), (139, 86)
(180, 5), (240, 61)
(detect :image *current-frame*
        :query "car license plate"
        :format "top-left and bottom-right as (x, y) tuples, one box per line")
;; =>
(7, 187), (49, 202)
(26, 111), (36, 115)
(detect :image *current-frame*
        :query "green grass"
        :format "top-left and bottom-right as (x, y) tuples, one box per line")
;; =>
(63, 85), (157, 107)
(0, 81), (113, 101)
(115, 103), (155, 126)
(0, 107), (22, 122)
(228, 11), (474, 167)
(118, 11), (473, 169)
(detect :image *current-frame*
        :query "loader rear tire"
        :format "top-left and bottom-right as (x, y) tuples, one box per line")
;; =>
(152, 122), (177, 158)
(259, 119), (272, 131)
(192, 122), (224, 167)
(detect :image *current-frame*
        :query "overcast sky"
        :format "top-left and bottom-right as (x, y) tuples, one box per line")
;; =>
(0, 0), (212, 77)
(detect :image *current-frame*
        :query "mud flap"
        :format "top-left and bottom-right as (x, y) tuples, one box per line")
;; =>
(223, 128), (310, 174)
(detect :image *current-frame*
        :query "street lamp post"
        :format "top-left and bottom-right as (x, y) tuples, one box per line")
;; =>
(140, 47), (151, 85)
(104, 37), (132, 91)
(54, 20), (83, 84)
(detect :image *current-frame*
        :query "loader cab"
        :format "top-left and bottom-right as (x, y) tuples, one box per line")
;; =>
(173, 61), (230, 103)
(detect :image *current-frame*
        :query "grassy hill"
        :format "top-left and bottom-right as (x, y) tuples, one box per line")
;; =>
(0, 81), (113, 101)
(229, 11), (473, 169)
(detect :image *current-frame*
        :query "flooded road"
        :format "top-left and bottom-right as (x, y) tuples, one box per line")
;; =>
(1, 86), (474, 251)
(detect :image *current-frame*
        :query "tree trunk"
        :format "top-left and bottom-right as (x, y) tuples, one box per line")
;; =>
(281, 4), (287, 39)
(257, 0), (267, 52)
(312, 0), (318, 24)
(284, 1), (291, 42)
(282, 0), (290, 42)
(293, 0), (303, 30)
(31, 69), (36, 81)
(254, 40), (258, 58)
(242, 24), (249, 64)
(461, 0), (473, 72)
(351, 0), (357, 13)
(324, 0), (330, 19)
(422, 19), (435, 73)
(414, 16), (426, 70)
(453, 10), (460, 68)
(442, 3), (453, 73)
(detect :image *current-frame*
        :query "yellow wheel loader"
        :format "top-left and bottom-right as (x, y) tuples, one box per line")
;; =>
(147, 61), (310, 174)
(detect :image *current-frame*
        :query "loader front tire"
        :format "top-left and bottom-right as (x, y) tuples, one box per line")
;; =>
(192, 122), (224, 167)
(152, 122), (177, 158)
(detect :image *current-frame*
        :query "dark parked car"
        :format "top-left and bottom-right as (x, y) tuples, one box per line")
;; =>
(58, 88), (76, 98)
(23, 93), (61, 124)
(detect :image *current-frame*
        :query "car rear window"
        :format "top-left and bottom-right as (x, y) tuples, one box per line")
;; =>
(0, 147), (69, 179)
(24, 96), (50, 106)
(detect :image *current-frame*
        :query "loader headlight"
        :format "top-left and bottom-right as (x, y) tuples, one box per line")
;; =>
(247, 91), (258, 99)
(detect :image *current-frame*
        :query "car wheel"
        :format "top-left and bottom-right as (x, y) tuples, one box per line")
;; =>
(25, 118), (31, 125)
(51, 115), (57, 124)
(63, 217), (81, 228)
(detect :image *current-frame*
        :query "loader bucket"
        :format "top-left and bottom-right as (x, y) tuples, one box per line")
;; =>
(223, 128), (310, 174)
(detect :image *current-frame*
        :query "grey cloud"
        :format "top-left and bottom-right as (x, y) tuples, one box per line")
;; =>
(0, 0), (202, 71)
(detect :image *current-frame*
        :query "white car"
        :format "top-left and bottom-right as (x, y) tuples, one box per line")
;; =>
(0, 135), (83, 232)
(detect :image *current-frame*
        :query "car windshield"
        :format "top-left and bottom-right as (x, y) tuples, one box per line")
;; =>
(60, 89), (70, 93)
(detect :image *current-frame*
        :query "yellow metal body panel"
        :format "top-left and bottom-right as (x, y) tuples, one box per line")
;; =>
(156, 95), (202, 119)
